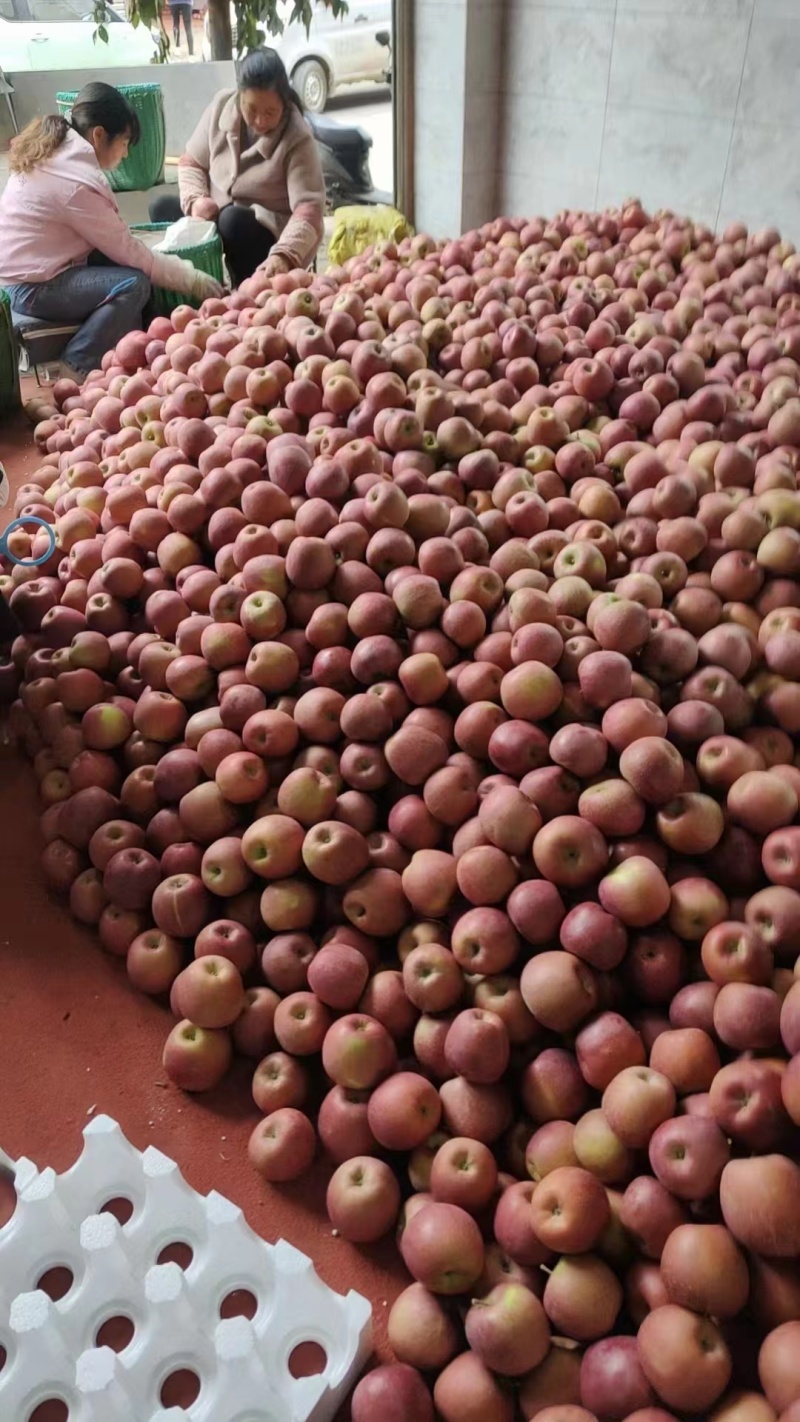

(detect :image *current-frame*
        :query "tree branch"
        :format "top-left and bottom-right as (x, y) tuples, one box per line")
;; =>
(91, 0), (348, 65)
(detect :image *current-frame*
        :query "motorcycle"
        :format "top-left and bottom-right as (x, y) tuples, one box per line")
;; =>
(307, 30), (393, 210)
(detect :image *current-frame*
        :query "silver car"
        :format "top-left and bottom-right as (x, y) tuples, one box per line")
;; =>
(203, 0), (391, 111)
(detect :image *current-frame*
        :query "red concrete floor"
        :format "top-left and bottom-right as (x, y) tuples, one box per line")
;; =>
(0, 408), (406, 1419)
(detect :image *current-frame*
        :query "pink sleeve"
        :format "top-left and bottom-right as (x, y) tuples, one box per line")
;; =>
(178, 156), (210, 217)
(63, 186), (197, 294)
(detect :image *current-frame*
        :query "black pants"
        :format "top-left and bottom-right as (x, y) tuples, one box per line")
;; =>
(148, 194), (275, 288)
(170, 2), (193, 52)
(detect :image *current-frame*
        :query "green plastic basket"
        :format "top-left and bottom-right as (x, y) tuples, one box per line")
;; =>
(56, 83), (166, 194)
(131, 222), (225, 316)
(0, 290), (22, 419)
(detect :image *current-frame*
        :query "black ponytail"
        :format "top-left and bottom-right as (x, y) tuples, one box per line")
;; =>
(237, 48), (303, 112)
(70, 82), (141, 146)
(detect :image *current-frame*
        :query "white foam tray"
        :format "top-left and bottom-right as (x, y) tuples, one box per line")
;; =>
(0, 1115), (372, 1422)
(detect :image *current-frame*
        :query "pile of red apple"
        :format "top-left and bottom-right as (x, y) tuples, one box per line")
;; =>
(5, 198), (800, 1421)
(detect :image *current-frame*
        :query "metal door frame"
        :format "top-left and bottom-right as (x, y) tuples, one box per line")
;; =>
(391, 0), (413, 223)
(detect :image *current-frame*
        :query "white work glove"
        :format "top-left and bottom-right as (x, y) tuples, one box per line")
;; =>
(191, 269), (226, 302)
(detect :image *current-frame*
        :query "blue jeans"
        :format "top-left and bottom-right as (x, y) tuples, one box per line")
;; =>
(5, 262), (151, 376)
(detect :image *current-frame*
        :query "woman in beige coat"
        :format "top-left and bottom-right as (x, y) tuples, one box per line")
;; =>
(150, 49), (325, 287)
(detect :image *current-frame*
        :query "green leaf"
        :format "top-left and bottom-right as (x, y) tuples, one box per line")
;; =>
(288, 0), (314, 34)
(206, 0), (344, 61)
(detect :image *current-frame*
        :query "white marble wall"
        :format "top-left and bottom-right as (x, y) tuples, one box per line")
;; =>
(413, 0), (470, 237)
(412, 0), (800, 240)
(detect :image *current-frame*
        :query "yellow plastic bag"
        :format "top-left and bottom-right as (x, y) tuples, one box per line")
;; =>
(328, 205), (414, 265)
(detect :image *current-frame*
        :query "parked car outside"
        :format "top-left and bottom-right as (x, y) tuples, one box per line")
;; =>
(0, 0), (159, 70)
(202, 0), (391, 111)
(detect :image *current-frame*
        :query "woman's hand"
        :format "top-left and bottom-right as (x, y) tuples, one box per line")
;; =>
(259, 253), (292, 278)
(191, 197), (220, 221)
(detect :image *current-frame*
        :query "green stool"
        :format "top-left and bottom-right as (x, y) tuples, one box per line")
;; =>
(57, 83), (166, 194)
(131, 223), (225, 315)
(0, 290), (21, 418)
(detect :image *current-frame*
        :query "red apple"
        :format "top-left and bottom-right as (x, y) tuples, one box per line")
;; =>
(326, 1155), (401, 1242)
(162, 1020), (232, 1091)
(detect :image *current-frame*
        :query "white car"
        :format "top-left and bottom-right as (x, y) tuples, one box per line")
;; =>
(203, 0), (391, 112)
(0, 0), (158, 70)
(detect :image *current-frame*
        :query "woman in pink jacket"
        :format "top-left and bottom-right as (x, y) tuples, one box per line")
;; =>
(150, 49), (326, 288)
(0, 83), (223, 381)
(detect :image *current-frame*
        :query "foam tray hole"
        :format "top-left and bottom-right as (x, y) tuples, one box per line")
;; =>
(289, 1342), (328, 1379)
(220, 1289), (258, 1321)
(160, 1368), (201, 1409)
(157, 1241), (194, 1270)
(95, 1315), (135, 1352)
(36, 1267), (74, 1303)
(28, 1401), (69, 1422)
(99, 1196), (134, 1226)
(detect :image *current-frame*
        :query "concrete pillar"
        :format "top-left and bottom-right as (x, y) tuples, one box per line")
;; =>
(412, 0), (505, 238)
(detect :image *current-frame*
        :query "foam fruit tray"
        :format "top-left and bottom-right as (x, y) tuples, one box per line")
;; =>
(0, 1114), (372, 1421)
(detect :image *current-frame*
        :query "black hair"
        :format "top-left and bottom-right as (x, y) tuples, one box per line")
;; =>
(236, 48), (303, 112)
(71, 82), (141, 146)
(10, 81), (139, 175)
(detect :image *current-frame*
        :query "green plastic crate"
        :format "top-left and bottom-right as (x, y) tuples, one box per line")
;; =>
(131, 222), (225, 316)
(56, 83), (165, 194)
(0, 289), (22, 419)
